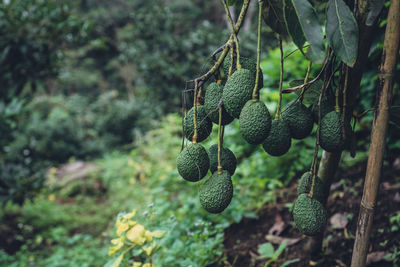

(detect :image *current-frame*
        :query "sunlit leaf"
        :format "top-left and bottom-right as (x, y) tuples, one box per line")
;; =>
(110, 253), (124, 267)
(284, 0), (325, 63)
(326, 0), (359, 67)
(126, 224), (146, 245)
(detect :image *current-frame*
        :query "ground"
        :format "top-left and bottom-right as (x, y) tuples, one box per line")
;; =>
(223, 162), (400, 266)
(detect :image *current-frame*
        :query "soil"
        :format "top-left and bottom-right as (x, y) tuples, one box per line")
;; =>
(223, 162), (400, 267)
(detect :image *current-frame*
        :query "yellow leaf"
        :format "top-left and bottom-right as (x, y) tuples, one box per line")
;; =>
(48, 194), (56, 202)
(111, 238), (122, 245)
(108, 242), (124, 255)
(128, 220), (137, 226)
(143, 244), (154, 256)
(144, 231), (153, 242)
(110, 253), (124, 267)
(132, 262), (142, 267)
(142, 263), (155, 267)
(116, 222), (129, 236)
(151, 230), (166, 238)
(126, 224), (146, 245)
(122, 209), (137, 220)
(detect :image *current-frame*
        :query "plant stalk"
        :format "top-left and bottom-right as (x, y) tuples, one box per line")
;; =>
(351, 0), (400, 265)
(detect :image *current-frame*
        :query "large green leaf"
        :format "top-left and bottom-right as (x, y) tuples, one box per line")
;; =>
(283, 0), (325, 64)
(262, 0), (288, 36)
(326, 0), (359, 67)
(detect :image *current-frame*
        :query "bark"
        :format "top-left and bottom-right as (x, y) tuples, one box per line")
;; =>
(308, 0), (379, 261)
(351, 0), (400, 265)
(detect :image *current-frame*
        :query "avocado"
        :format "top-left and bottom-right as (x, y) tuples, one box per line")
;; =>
(239, 100), (271, 145)
(311, 96), (334, 123)
(262, 119), (291, 156)
(320, 111), (345, 152)
(177, 143), (209, 182)
(208, 144), (237, 175)
(282, 101), (314, 139)
(297, 172), (325, 203)
(293, 193), (327, 236)
(222, 57), (263, 88)
(199, 170), (233, 213)
(222, 69), (255, 118)
(204, 82), (234, 125)
(184, 105), (212, 142)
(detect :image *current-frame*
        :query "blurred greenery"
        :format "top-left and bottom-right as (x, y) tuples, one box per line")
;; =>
(0, 0), (399, 266)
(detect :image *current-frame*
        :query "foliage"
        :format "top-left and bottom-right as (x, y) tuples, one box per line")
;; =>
(0, 92), (157, 204)
(257, 242), (300, 267)
(0, 0), (89, 102)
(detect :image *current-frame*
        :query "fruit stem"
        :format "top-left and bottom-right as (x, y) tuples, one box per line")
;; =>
(275, 35), (284, 120)
(335, 67), (341, 113)
(192, 81), (198, 144)
(252, 1), (263, 101)
(196, 85), (203, 106)
(341, 67), (349, 139)
(217, 106), (224, 175)
(228, 46), (234, 78)
(299, 61), (312, 102)
(222, 0), (242, 70)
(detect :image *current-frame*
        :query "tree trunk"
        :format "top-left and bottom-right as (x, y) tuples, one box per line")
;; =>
(308, 0), (379, 261)
(351, 0), (400, 266)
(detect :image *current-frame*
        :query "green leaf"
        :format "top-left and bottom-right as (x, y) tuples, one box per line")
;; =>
(289, 79), (323, 104)
(109, 254), (124, 267)
(227, 0), (239, 6)
(262, 0), (288, 35)
(258, 242), (275, 259)
(326, 0), (359, 67)
(273, 242), (287, 258)
(284, 0), (325, 64)
(281, 258), (301, 266)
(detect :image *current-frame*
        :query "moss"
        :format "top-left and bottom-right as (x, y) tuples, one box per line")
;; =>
(282, 101), (314, 139)
(177, 143), (209, 182)
(208, 144), (237, 175)
(222, 69), (255, 118)
(262, 119), (291, 156)
(184, 105), (212, 142)
(239, 100), (271, 145)
(222, 57), (263, 88)
(297, 172), (325, 203)
(311, 96), (334, 123)
(204, 82), (234, 125)
(320, 111), (345, 152)
(293, 193), (327, 236)
(199, 170), (233, 213)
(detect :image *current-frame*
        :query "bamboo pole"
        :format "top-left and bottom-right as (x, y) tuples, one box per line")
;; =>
(351, 0), (400, 266)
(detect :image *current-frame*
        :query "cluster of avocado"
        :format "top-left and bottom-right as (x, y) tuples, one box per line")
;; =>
(178, 54), (349, 218)
(293, 172), (327, 236)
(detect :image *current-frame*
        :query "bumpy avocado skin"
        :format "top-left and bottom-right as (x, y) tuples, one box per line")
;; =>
(320, 111), (345, 152)
(293, 193), (327, 236)
(208, 144), (237, 175)
(282, 101), (314, 139)
(222, 69), (255, 119)
(204, 82), (234, 125)
(311, 96), (334, 123)
(184, 105), (212, 142)
(222, 57), (263, 88)
(297, 172), (325, 203)
(262, 120), (291, 156)
(177, 143), (209, 182)
(199, 170), (233, 213)
(239, 100), (271, 145)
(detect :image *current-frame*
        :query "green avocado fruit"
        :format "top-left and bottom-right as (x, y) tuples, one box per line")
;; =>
(184, 105), (212, 142)
(297, 172), (325, 203)
(208, 144), (237, 175)
(222, 57), (263, 88)
(204, 82), (234, 125)
(177, 143), (209, 182)
(199, 170), (233, 213)
(293, 193), (327, 236)
(239, 100), (271, 145)
(282, 101), (314, 139)
(320, 111), (345, 152)
(222, 69), (255, 119)
(262, 119), (291, 156)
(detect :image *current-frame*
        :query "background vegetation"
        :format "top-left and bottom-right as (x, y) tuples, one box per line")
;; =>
(0, 0), (399, 266)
